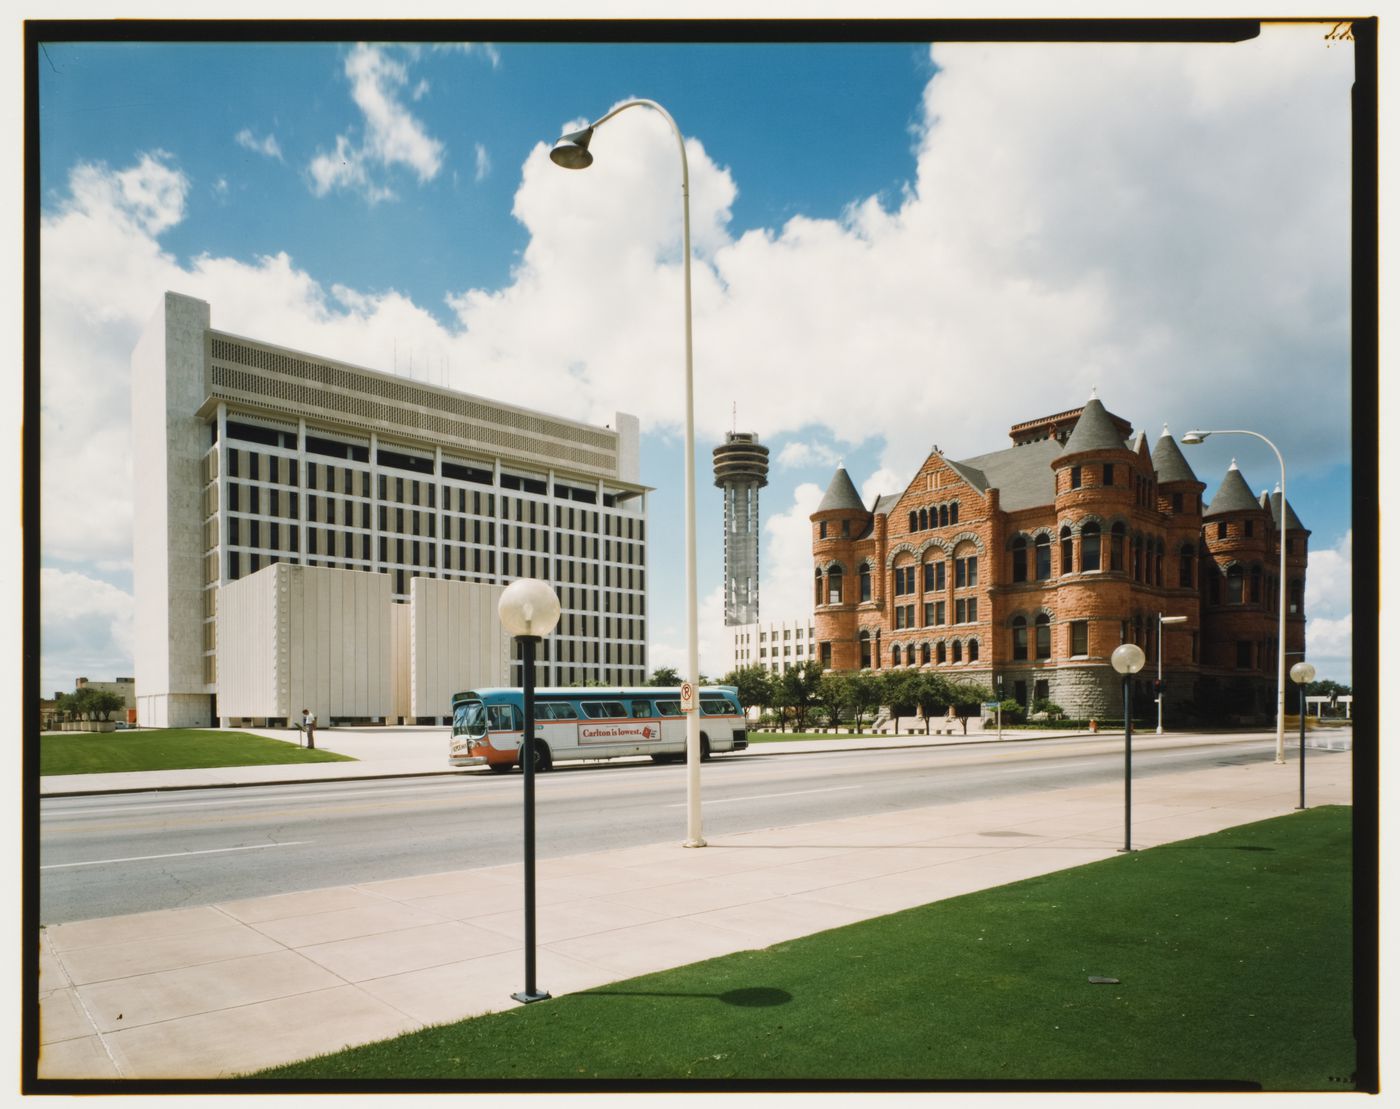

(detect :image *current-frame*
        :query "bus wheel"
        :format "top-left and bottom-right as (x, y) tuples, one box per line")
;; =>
(487, 762), (513, 775)
(528, 742), (553, 772)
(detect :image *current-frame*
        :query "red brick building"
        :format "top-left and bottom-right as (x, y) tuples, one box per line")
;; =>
(810, 397), (1309, 722)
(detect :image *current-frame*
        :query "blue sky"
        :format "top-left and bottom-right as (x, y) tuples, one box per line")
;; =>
(35, 27), (1358, 695)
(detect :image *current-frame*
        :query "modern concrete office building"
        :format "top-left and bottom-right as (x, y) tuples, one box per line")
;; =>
(725, 617), (818, 678)
(133, 292), (648, 728)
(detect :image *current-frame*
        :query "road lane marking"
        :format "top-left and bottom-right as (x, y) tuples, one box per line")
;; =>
(40, 841), (312, 869)
(667, 785), (859, 807)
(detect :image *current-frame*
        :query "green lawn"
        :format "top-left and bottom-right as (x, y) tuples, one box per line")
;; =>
(40, 729), (356, 775)
(252, 806), (1355, 1089)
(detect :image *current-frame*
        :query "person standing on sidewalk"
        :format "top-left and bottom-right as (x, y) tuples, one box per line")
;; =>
(301, 708), (316, 749)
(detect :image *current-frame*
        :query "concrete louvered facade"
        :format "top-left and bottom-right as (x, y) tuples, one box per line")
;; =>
(134, 291), (648, 728)
(811, 396), (1309, 723)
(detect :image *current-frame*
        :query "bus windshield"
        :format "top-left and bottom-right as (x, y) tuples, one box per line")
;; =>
(454, 700), (488, 738)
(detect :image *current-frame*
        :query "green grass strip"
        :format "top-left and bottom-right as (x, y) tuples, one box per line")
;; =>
(253, 806), (1355, 1088)
(40, 730), (356, 775)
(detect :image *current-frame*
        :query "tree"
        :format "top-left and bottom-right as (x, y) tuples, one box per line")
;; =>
(946, 680), (993, 735)
(914, 672), (955, 734)
(647, 666), (681, 687)
(846, 671), (882, 733)
(815, 671), (850, 730)
(880, 669), (923, 734)
(720, 665), (773, 721)
(777, 660), (824, 733)
(69, 687), (125, 721)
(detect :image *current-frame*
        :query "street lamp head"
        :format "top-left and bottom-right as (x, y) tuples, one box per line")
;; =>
(549, 127), (595, 170)
(1181, 430), (1209, 445)
(498, 578), (562, 639)
(1160, 614), (1189, 625)
(1290, 661), (1316, 685)
(1111, 643), (1147, 675)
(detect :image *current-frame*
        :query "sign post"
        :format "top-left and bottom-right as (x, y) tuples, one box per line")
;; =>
(681, 681), (696, 713)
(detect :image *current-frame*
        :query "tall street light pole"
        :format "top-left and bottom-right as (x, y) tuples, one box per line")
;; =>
(1156, 613), (1188, 734)
(1290, 660), (1316, 810)
(498, 578), (562, 1005)
(1111, 643), (1147, 853)
(550, 101), (706, 847)
(1182, 428), (1288, 764)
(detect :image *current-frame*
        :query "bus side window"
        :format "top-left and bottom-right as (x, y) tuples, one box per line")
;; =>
(580, 702), (604, 719)
(489, 705), (521, 730)
(631, 700), (652, 718)
(549, 702), (579, 720)
(600, 701), (626, 718)
(699, 698), (732, 716)
(655, 701), (682, 717)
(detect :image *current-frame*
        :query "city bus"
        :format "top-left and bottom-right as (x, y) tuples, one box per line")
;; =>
(449, 686), (748, 772)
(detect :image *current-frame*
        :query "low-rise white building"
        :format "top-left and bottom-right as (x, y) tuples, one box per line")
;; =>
(725, 616), (818, 677)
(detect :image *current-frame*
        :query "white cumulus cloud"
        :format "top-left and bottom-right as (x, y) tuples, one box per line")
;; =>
(40, 569), (135, 697)
(307, 44), (445, 201)
(235, 127), (283, 161)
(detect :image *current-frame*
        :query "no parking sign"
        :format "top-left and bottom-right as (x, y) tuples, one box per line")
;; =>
(681, 681), (696, 712)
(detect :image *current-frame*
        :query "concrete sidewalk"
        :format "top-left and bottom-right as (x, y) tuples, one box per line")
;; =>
(36, 744), (1352, 1079)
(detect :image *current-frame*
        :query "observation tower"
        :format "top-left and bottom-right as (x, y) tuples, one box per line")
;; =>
(712, 431), (769, 626)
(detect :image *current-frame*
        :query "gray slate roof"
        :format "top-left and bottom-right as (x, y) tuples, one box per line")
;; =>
(1061, 397), (1128, 455)
(816, 467), (865, 514)
(1151, 431), (1200, 485)
(954, 437), (1064, 512)
(1262, 491), (1307, 532)
(1203, 464), (1264, 517)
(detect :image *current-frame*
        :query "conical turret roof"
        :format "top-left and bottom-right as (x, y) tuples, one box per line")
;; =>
(1203, 461), (1263, 517)
(1062, 396), (1129, 455)
(816, 466), (865, 514)
(1262, 490), (1307, 532)
(1151, 426), (1199, 484)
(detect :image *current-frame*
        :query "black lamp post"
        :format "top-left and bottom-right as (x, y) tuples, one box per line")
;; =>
(1290, 660), (1316, 810)
(1110, 643), (1147, 853)
(499, 578), (561, 1005)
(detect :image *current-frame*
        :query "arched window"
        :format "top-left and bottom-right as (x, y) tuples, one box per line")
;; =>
(921, 642), (931, 665)
(919, 508), (928, 531)
(1035, 614), (1052, 659)
(1012, 616), (1029, 660)
(950, 502), (959, 525)
(1081, 523), (1101, 572)
(1249, 565), (1262, 605)
(1227, 566), (1244, 604)
(1179, 543), (1195, 588)
(814, 567), (823, 606)
(1011, 536), (1028, 582)
(859, 562), (872, 603)
(909, 511), (918, 533)
(1060, 526), (1074, 574)
(1110, 523), (1126, 572)
(968, 638), (979, 662)
(1155, 539), (1165, 586)
(936, 641), (946, 664)
(1034, 534), (1052, 580)
(1289, 579), (1304, 615)
(952, 639), (963, 663)
(939, 504), (949, 528)
(891, 644), (902, 666)
(828, 566), (843, 605)
(859, 629), (872, 669)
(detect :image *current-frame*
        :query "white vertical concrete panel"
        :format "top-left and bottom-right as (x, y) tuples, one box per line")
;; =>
(132, 292), (212, 727)
(213, 566), (282, 718)
(390, 601), (412, 721)
(409, 578), (507, 716)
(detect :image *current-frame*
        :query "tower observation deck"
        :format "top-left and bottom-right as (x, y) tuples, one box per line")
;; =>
(713, 432), (769, 626)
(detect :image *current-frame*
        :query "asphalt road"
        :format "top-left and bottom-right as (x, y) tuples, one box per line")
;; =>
(38, 734), (1301, 924)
